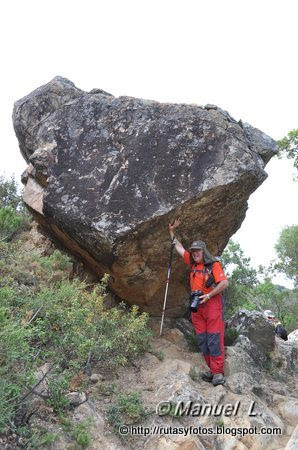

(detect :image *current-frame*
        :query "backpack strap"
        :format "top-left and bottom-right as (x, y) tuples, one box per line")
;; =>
(204, 263), (217, 288)
(190, 263), (204, 279)
(190, 262), (217, 288)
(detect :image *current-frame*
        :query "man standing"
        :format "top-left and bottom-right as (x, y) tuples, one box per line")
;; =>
(169, 219), (228, 386)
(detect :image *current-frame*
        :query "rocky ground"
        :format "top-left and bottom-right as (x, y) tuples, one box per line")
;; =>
(2, 226), (296, 450)
(26, 316), (297, 450)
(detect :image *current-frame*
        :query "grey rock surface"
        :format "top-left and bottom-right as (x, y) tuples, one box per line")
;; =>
(227, 310), (275, 357)
(285, 425), (298, 450)
(225, 338), (262, 379)
(279, 400), (298, 426)
(13, 77), (277, 315)
(275, 336), (298, 378)
(288, 330), (298, 342)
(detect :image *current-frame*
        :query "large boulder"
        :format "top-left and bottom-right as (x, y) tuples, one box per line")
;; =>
(286, 425), (298, 450)
(13, 77), (277, 316)
(274, 336), (298, 378)
(227, 310), (275, 353)
(288, 330), (298, 342)
(225, 337), (263, 378)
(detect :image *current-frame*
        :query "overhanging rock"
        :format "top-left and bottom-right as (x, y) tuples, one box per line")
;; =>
(13, 76), (277, 316)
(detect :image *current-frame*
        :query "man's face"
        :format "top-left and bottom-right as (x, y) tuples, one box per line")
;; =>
(191, 248), (204, 263)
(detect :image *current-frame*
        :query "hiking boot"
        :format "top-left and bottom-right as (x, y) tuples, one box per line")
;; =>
(212, 373), (225, 386)
(201, 371), (213, 383)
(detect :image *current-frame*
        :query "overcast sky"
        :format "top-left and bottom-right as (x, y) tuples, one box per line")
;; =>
(1, 0), (297, 286)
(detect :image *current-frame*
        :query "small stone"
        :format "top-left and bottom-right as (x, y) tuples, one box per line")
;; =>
(65, 392), (87, 406)
(90, 373), (104, 383)
(163, 329), (187, 347)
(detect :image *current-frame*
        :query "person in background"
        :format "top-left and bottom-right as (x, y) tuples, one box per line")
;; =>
(264, 310), (288, 341)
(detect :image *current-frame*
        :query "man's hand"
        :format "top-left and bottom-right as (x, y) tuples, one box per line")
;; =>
(168, 219), (185, 257)
(169, 218), (181, 233)
(199, 280), (228, 304)
(199, 293), (210, 304)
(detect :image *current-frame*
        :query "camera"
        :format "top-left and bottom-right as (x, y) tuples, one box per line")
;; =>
(189, 290), (204, 312)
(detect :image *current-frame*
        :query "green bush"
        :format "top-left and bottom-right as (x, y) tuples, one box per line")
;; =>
(46, 375), (71, 414)
(25, 280), (152, 368)
(224, 327), (239, 346)
(108, 391), (145, 434)
(0, 240), (152, 437)
(0, 207), (30, 241)
(221, 239), (298, 331)
(59, 416), (92, 449)
(25, 429), (59, 449)
(189, 365), (200, 382)
(0, 174), (31, 241)
(0, 174), (24, 211)
(72, 420), (92, 448)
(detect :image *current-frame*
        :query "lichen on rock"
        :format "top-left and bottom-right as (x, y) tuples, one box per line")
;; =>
(13, 76), (277, 315)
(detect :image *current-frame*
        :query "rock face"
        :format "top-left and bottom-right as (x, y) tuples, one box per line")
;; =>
(226, 310), (298, 380)
(13, 76), (277, 316)
(227, 310), (275, 367)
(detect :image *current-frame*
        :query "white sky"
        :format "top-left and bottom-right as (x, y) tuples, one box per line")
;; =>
(1, 0), (298, 286)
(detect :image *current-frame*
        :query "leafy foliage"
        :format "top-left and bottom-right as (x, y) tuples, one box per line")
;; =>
(221, 240), (258, 316)
(224, 327), (239, 346)
(107, 391), (145, 435)
(277, 128), (298, 173)
(0, 174), (24, 210)
(274, 225), (298, 287)
(59, 416), (92, 449)
(25, 428), (59, 449)
(0, 240), (152, 440)
(0, 206), (31, 242)
(188, 365), (201, 382)
(0, 174), (31, 241)
(221, 239), (298, 332)
(221, 240), (258, 285)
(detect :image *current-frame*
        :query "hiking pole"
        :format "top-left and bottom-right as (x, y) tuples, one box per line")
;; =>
(160, 236), (176, 336)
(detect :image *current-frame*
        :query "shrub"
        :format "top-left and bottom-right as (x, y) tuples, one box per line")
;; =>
(189, 365), (200, 382)
(0, 174), (31, 241)
(25, 428), (59, 449)
(0, 174), (24, 211)
(0, 240), (152, 437)
(224, 327), (239, 346)
(46, 375), (71, 414)
(59, 416), (92, 449)
(108, 391), (145, 434)
(0, 207), (30, 241)
(72, 420), (92, 448)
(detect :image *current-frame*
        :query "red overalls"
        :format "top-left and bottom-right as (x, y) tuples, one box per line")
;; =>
(183, 251), (227, 374)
